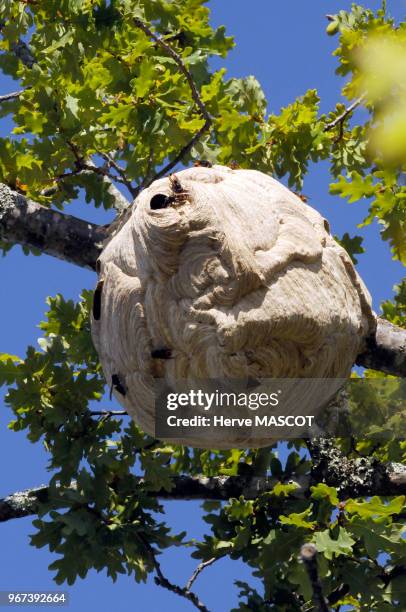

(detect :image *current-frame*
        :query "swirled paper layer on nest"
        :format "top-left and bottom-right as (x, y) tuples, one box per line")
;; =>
(91, 165), (375, 448)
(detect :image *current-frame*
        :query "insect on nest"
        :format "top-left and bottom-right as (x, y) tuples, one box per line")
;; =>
(169, 173), (190, 204)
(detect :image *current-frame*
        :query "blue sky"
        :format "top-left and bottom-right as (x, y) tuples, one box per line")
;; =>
(0, 1), (405, 611)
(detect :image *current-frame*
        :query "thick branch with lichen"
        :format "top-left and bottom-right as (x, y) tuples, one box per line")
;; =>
(307, 438), (406, 498)
(1, 458), (405, 523)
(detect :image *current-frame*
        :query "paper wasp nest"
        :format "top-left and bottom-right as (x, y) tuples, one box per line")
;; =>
(91, 165), (375, 448)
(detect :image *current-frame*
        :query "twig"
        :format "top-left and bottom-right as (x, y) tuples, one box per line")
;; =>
(99, 152), (138, 197)
(133, 18), (212, 186)
(324, 95), (365, 132)
(135, 148), (155, 196)
(137, 533), (211, 612)
(40, 166), (130, 212)
(144, 122), (210, 187)
(0, 90), (23, 103)
(134, 19), (210, 125)
(61, 143), (131, 211)
(81, 161), (131, 188)
(186, 558), (217, 591)
(300, 544), (329, 612)
(90, 410), (128, 417)
(73, 154), (133, 207)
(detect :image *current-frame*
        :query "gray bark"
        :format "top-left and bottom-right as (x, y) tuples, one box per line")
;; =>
(0, 184), (107, 270)
(356, 318), (406, 377)
(1, 460), (405, 523)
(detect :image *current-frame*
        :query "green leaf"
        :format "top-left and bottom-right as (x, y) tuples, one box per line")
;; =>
(313, 527), (355, 559)
(345, 495), (405, 519)
(0, 353), (22, 386)
(334, 232), (365, 264)
(349, 517), (406, 558)
(132, 62), (156, 98)
(65, 94), (80, 119)
(271, 482), (299, 497)
(381, 280), (406, 327)
(310, 483), (339, 506)
(279, 508), (316, 529)
(330, 172), (377, 203)
(226, 497), (254, 521)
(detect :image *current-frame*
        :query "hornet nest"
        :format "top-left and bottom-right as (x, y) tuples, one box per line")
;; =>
(91, 165), (375, 448)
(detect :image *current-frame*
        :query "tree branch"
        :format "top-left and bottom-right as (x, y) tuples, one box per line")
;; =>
(145, 122), (212, 188)
(1, 460), (405, 524)
(99, 152), (138, 198)
(300, 544), (329, 612)
(79, 165), (131, 212)
(186, 558), (217, 591)
(356, 318), (406, 377)
(0, 183), (107, 270)
(90, 410), (128, 417)
(133, 18), (212, 188)
(137, 533), (211, 612)
(39, 167), (131, 212)
(0, 90), (23, 103)
(64, 142), (131, 212)
(307, 438), (406, 499)
(324, 95), (365, 132)
(0, 485), (51, 522)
